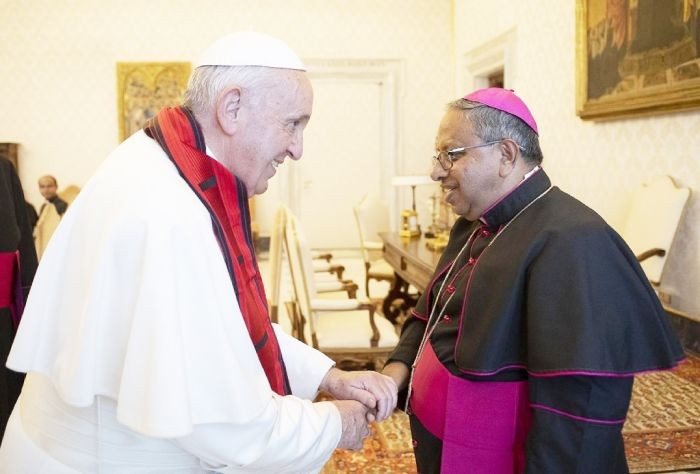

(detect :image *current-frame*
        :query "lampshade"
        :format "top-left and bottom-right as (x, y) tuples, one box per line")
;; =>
(392, 175), (435, 214)
(391, 175), (434, 187)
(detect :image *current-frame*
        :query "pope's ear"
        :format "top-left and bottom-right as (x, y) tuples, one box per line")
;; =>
(216, 87), (242, 136)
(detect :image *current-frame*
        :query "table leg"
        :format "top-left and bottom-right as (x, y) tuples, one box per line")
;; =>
(382, 272), (419, 324)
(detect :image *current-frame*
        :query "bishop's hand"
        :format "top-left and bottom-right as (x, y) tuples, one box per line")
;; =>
(320, 368), (398, 422)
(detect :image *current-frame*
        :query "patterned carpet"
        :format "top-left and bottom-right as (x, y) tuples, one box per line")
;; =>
(322, 355), (700, 474)
(626, 355), (700, 473)
(321, 410), (417, 474)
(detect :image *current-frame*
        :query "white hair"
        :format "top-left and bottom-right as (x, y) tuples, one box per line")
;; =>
(183, 65), (284, 118)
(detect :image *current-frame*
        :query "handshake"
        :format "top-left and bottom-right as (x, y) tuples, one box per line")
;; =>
(319, 368), (399, 451)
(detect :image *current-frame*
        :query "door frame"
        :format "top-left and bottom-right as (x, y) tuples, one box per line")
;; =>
(279, 58), (404, 238)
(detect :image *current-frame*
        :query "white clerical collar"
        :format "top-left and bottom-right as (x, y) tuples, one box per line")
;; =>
(523, 165), (541, 180)
(478, 165), (543, 225)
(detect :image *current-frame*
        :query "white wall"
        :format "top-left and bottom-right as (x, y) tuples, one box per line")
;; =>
(454, 0), (700, 318)
(0, 0), (453, 234)
(2, 0), (697, 317)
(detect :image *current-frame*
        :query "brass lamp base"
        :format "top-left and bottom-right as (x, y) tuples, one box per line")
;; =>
(399, 209), (421, 238)
(399, 228), (421, 238)
(425, 234), (448, 251)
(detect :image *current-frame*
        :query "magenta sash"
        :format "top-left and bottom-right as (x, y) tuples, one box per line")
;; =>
(410, 343), (532, 473)
(0, 251), (23, 329)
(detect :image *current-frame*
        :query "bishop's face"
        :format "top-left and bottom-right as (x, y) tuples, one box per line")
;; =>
(431, 109), (504, 221)
(225, 70), (313, 197)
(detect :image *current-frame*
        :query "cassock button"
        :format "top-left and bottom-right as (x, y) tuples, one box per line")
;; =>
(446, 285), (456, 294)
(467, 257), (476, 266)
(443, 314), (451, 323)
(480, 228), (491, 238)
(412, 439), (418, 447)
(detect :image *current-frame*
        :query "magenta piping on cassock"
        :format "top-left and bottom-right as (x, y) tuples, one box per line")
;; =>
(408, 256), (455, 322)
(453, 242), (491, 363)
(530, 404), (626, 425)
(448, 258), (471, 284)
(455, 359), (687, 377)
(526, 358), (688, 377)
(425, 258), (459, 310)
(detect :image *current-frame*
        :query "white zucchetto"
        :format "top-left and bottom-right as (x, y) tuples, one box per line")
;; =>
(196, 31), (306, 71)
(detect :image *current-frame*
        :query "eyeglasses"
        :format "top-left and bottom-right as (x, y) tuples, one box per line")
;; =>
(432, 140), (502, 171)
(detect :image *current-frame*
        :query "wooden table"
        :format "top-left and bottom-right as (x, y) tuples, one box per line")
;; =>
(379, 232), (443, 322)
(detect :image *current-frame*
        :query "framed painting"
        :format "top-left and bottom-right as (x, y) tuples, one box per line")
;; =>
(117, 62), (191, 141)
(576, 0), (700, 120)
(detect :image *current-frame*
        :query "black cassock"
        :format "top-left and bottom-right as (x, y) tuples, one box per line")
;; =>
(0, 157), (37, 436)
(389, 169), (684, 473)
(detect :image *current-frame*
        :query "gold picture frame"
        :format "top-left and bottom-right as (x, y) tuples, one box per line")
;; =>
(576, 0), (700, 120)
(117, 62), (191, 141)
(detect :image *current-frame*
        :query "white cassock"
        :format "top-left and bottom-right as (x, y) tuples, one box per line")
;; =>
(0, 131), (341, 473)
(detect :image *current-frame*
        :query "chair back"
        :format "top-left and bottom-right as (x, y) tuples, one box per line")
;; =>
(353, 193), (389, 263)
(59, 185), (81, 205)
(34, 204), (61, 260)
(621, 175), (690, 285)
(284, 211), (319, 345)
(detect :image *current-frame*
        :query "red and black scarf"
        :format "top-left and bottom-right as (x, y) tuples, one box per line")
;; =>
(144, 106), (290, 395)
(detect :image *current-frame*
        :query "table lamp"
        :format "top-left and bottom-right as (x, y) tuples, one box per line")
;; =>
(391, 175), (434, 238)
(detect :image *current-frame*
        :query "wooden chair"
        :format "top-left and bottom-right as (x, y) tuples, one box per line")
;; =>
(353, 193), (395, 298)
(58, 185), (81, 205)
(620, 175), (690, 288)
(284, 210), (398, 370)
(35, 185), (81, 259)
(34, 203), (60, 260)
(268, 205), (357, 323)
(312, 256), (345, 281)
(274, 208), (344, 280)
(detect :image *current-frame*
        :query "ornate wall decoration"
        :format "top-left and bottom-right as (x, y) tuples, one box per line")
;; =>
(116, 62), (191, 141)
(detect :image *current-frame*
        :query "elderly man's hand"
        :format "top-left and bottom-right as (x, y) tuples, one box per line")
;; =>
(330, 400), (371, 450)
(320, 368), (398, 422)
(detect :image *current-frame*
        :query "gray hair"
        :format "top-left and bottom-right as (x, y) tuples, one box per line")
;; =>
(183, 65), (283, 118)
(447, 99), (543, 165)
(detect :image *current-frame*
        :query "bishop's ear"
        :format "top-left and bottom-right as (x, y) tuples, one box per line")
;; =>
(498, 138), (520, 175)
(216, 86), (242, 136)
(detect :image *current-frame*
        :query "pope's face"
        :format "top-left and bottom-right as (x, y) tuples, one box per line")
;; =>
(431, 109), (503, 220)
(227, 70), (313, 197)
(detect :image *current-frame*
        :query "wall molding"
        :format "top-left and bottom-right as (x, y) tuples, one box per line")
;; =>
(280, 58), (405, 229)
(461, 28), (517, 92)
